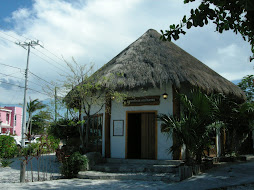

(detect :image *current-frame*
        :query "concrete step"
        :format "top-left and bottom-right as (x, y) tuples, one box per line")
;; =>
(78, 171), (180, 182)
(91, 163), (178, 173)
(106, 158), (183, 166)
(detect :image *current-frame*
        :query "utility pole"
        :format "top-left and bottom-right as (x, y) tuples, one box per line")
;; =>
(16, 40), (42, 183)
(55, 86), (57, 122)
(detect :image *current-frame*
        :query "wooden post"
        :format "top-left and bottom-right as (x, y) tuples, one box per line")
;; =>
(104, 95), (111, 158)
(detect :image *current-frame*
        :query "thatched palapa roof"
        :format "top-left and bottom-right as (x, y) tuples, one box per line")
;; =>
(92, 29), (245, 100)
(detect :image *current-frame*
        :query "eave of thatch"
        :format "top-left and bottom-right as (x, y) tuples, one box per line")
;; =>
(91, 29), (246, 101)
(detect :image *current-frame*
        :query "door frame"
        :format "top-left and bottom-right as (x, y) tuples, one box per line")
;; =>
(125, 110), (158, 159)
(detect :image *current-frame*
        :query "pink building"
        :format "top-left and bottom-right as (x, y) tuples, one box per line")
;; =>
(0, 107), (23, 136)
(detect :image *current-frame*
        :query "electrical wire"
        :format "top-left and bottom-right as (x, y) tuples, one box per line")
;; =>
(43, 47), (66, 63)
(0, 30), (22, 42)
(0, 62), (24, 72)
(27, 87), (49, 96)
(0, 32), (69, 90)
(0, 80), (24, 88)
(0, 80), (49, 96)
(0, 31), (70, 76)
(33, 47), (69, 71)
(30, 51), (69, 75)
(0, 72), (47, 89)
(28, 71), (54, 87)
(0, 71), (24, 79)
(0, 35), (16, 43)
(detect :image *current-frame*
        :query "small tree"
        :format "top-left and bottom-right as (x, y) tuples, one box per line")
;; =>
(159, 89), (219, 164)
(45, 57), (126, 153)
(60, 59), (125, 152)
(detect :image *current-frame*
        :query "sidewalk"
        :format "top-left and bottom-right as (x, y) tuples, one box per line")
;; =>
(1, 157), (254, 190)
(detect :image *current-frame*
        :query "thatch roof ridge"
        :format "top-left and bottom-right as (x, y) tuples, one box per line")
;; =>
(92, 29), (245, 100)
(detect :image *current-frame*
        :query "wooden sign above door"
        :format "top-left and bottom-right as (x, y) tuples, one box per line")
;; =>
(123, 96), (160, 106)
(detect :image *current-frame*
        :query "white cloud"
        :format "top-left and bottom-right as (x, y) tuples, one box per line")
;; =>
(0, 0), (253, 104)
(218, 44), (238, 57)
(12, 8), (31, 20)
(203, 42), (253, 81)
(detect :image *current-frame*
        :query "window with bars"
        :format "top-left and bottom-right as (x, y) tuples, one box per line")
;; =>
(84, 114), (103, 153)
(6, 113), (9, 124)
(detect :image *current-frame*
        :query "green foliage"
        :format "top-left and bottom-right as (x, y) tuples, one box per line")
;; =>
(27, 98), (47, 135)
(238, 75), (254, 101)
(1, 159), (14, 167)
(18, 135), (60, 159)
(0, 135), (18, 159)
(216, 94), (254, 153)
(161, 0), (254, 61)
(37, 135), (60, 153)
(20, 143), (40, 157)
(159, 89), (219, 164)
(47, 118), (80, 141)
(60, 151), (88, 178)
(32, 111), (52, 135)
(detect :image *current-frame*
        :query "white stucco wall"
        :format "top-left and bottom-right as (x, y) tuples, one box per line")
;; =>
(110, 84), (173, 160)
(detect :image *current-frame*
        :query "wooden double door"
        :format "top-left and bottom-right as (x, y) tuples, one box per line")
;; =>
(127, 112), (156, 159)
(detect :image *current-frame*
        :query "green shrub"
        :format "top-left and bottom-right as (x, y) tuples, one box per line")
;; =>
(36, 135), (60, 154)
(1, 159), (14, 167)
(0, 135), (18, 159)
(60, 151), (87, 178)
(47, 118), (80, 141)
(20, 143), (40, 157)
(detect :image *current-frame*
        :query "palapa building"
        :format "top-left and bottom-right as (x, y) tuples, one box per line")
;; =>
(78, 29), (245, 160)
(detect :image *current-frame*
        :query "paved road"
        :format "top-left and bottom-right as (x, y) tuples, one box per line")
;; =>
(1, 157), (254, 190)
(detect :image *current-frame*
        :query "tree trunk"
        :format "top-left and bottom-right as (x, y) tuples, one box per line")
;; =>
(79, 122), (84, 150)
(20, 160), (26, 182)
(26, 116), (31, 135)
(85, 117), (90, 151)
(29, 120), (33, 136)
(196, 148), (203, 164)
(185, 146), (194, 165)
(79, 102), (85, 151)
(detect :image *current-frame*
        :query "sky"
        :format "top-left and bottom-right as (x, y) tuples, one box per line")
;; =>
(0, 0), (253, 105)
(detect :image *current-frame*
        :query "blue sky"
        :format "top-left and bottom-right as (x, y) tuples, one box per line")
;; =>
(0, 0), (253, 105)
(0, 0), (33, 28)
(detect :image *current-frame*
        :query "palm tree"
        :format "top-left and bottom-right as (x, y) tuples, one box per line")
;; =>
(159, 89), (219, 164)
(26, 99), (46, 136)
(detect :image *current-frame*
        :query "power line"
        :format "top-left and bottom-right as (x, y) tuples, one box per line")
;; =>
(0, 80), (23, 88)
(0, 72), (47, 88)
(0, 71), (24, 79)
(33, 47), (69, 72)
(0, 62), (24, 71)
(30, 51), (69, 75)
(28, 71), (54, 87)
(0, 79), (49, 96)
(27, 87), (49, 96)
(0, 31), (70, 76)
(0, 30), (22, 42)
(43, 47), (67, 64)
(0, 35), (16, 44)
(0, 30), (68, 71)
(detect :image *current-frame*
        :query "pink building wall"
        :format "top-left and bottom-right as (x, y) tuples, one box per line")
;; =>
(0, 107), (23, 136)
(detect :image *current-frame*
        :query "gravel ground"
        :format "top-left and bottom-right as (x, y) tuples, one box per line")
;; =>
(227, 184), (254, 190)
(0, 154), (61, 183)
(1, 155), (254, 190)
